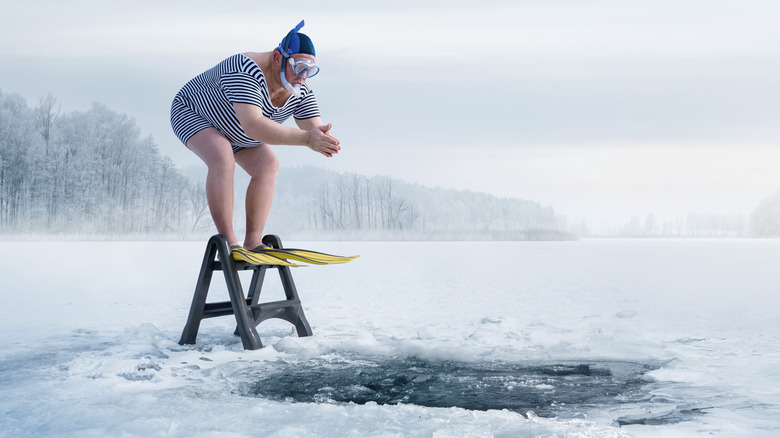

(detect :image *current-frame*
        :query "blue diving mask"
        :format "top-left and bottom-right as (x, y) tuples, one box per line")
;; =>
(288, 58), (319, 78)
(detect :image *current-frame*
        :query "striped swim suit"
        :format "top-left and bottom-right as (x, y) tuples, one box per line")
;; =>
(170, 53), (320, 153)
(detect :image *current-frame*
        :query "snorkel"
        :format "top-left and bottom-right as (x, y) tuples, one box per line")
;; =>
(280, 62), (301, 98)
(277, 20), (316, 99)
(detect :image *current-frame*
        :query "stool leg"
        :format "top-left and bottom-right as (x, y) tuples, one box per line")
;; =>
(179, 235), (220, 345)
(265, 234), (312, 338)
(234, 267), (267, 336)
(278, 265), (313, 337)
(218, 241), (263, 350)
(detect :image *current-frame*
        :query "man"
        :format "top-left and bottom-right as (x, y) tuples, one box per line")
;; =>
(170, 20), (339, 260)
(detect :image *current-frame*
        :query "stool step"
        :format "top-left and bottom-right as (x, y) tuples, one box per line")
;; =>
(202, 299), (303, 319)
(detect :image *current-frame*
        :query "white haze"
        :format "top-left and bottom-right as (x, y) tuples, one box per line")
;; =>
(1, 0), (779, 231)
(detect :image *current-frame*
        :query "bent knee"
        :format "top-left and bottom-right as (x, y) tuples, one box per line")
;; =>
(187, 128), (236, 172)
(209, 159), (236, 176)
(258, 147), (280, 174)
(252, 159), (279, 181)
(204, 150), (236, 175)
(238, 147), (280, 178)
(264, 153), (280, 175)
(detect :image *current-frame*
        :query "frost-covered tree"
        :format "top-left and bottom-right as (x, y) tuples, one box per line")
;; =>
(0, 89), (203, 234)
(750, 190), (780, 237)
(34, 92), (59, 152)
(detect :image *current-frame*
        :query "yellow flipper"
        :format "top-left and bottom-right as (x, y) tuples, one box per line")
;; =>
(262, 248), (359, 265)
(231, 247), (303, 267)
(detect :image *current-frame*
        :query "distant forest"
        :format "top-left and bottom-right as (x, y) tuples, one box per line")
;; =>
(227, 166), (569, 240)
(0, 90), (196, 234)
(0, 89), (570, 239)
(1, 89), (777, 238)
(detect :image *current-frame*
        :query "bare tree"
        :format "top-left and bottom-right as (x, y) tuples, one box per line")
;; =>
(347, 174), (364, 229)
(186, 181), (210, 231)
(34, 92), (59, 154)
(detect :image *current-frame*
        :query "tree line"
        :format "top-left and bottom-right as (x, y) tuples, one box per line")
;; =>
(0, 89), (203, 234)
(608, 212), (747, 237)
(263, 167), (568, 239)
(601, 199), (780, 237)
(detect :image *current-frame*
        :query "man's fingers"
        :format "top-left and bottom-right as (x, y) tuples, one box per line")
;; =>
(319, 132), (340, 146)
(308, 124), (340, 157)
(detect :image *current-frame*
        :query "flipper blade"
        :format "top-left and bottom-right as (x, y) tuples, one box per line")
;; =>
(260, 248), (359, 265)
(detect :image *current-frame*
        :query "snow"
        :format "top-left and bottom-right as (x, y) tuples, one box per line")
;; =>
(1, 239), (779, 437)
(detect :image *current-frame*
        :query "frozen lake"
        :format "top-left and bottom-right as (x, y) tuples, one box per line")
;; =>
(0, 239), (778, 437)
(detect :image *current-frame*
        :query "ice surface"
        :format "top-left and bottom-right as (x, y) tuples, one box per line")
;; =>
(1, 239), (779, 437)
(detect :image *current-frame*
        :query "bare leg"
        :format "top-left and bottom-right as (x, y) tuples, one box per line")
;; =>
(186, 128), (239, 246)
(235, 144), (280, 249)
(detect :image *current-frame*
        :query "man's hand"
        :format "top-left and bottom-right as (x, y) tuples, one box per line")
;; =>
(306, 123), (341, 157)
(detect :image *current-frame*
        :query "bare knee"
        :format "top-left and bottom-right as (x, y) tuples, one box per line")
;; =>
(208, 155), (236, 176)
(262, 153), (280, 176)
(236, 146), (279, 180)
(187, 128), (236, 174)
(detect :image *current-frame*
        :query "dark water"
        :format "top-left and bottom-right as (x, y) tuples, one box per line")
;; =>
(231, 356), (704, 424)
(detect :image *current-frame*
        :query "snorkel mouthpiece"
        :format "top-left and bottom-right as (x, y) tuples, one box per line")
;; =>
(281, 73), (302, 98)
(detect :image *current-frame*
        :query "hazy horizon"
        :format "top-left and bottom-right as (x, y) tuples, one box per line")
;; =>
(2, 0), (778, 232)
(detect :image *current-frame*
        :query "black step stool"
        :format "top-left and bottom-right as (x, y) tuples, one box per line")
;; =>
(178, 234), (312, 350)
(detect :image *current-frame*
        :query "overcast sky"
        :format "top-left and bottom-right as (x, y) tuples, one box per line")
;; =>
(1, 0), (779, 229)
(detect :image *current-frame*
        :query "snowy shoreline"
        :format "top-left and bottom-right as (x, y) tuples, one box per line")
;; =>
(4, 232), (779, 243)
(1, 239), (779, 437)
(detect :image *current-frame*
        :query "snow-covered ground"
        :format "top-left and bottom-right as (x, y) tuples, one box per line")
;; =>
(1, 239), (778, 437)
